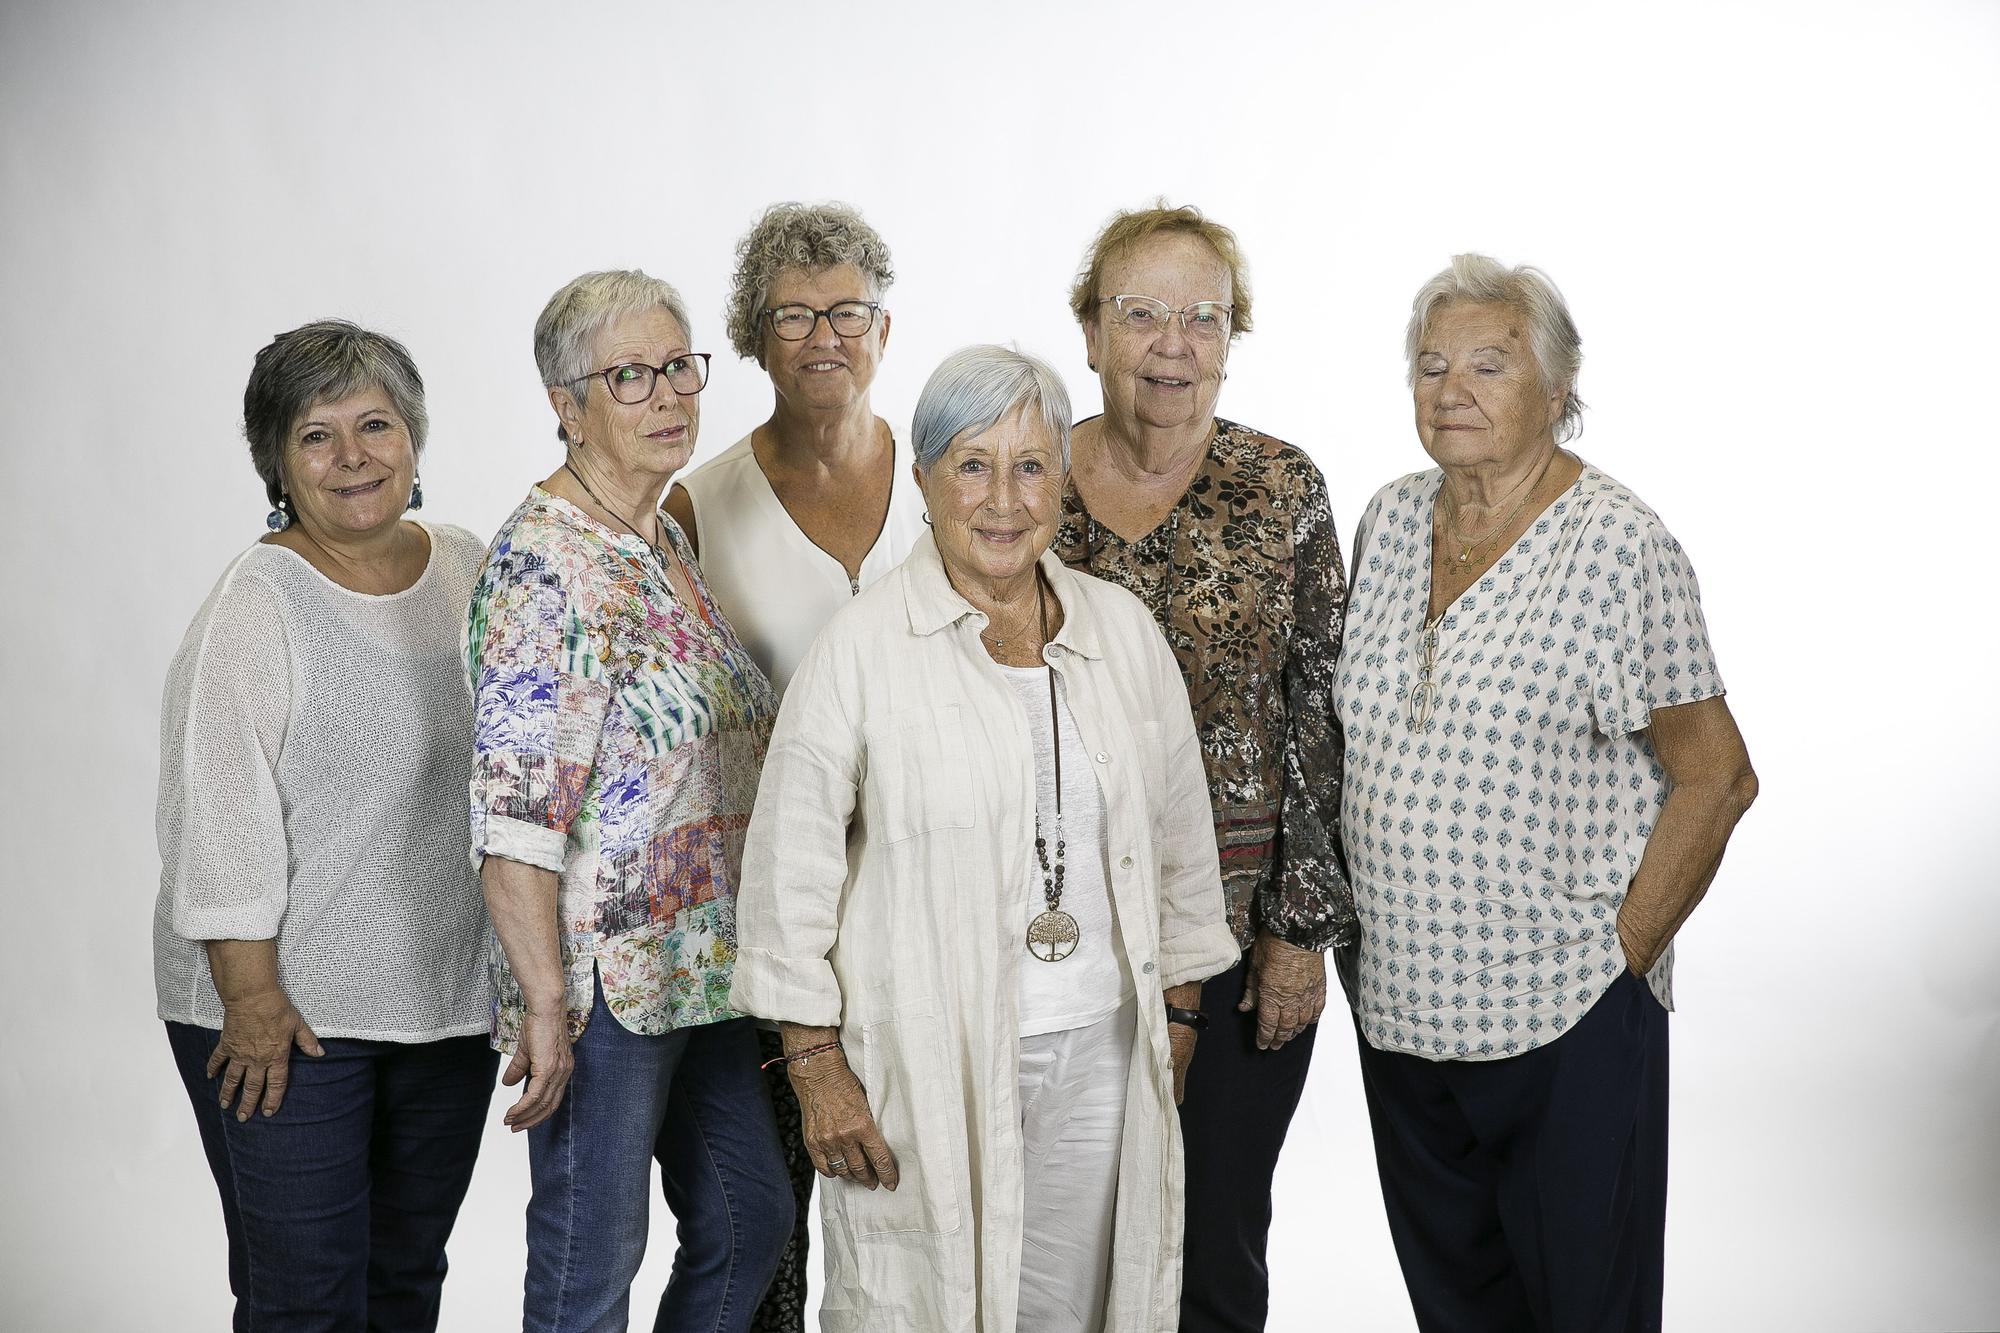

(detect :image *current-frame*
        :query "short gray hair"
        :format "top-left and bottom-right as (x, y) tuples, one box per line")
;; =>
(726, 202), (894, 366)
(243, 319), (429, 508)
(911, 345), (1072, 474)
(1404, 253), (1586, 444)
(534, 269), (693, 442)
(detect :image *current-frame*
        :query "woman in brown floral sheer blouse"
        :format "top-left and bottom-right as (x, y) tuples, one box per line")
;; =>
(1056, 202), (1356, 1333)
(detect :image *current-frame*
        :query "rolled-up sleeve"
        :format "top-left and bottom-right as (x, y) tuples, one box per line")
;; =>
(1262, 460), (1360, 952)
(466, 553), (610, 873)
(729, 640), (861, 1027)
(1147, 630), (1240, 990)
(160, 573), (292, 941)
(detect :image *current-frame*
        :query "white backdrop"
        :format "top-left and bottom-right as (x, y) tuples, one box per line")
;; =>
(3, 2), (1996, 1329)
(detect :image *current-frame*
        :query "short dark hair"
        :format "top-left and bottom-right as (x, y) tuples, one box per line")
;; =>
(243, 320), (429, 507)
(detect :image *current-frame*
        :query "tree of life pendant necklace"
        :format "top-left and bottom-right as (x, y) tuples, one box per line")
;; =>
(1025, 576), (1079, 963)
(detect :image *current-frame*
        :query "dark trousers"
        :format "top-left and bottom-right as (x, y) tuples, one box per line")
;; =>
(1357, 970), (1670, 1333)
(749, 1028), (813, 1332)
(167, 1022), (498, 1333)
(1178, 954), (1320, 1333)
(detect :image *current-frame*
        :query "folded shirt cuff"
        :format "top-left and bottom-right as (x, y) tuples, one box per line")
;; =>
(473, 814), (568, 874)
(728, 948), (843, 1028)
(1158, 921), (1242, 991)
(170, 894), (284, 943)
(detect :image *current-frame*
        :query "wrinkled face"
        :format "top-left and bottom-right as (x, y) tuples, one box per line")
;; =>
(917, 404), (1065, 591)
(1412, 301), (1564, 471)
(279, 386), (417, 541)
(1081, 231), (1233, 434)
(760, 263), (890, 412)
(553, 306), (701, 485)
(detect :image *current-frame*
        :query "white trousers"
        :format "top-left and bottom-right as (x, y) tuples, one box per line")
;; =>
(1016, 1000), (1137, 1333)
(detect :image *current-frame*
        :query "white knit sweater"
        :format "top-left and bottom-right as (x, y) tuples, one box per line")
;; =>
(152, 522), (492, 1041)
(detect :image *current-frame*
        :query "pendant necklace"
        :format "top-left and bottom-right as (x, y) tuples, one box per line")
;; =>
(1024, 575), (1079, 963)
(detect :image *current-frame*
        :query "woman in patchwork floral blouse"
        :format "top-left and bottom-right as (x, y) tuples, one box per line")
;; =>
(1056, 202), (1357, 1333)
(467, 269), (792, 1333)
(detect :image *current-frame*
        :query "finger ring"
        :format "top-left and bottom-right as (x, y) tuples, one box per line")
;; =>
(827, 1156), (847, 1171)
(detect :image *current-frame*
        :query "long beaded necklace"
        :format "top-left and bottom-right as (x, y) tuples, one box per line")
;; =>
(1023, 575), (1079, 963)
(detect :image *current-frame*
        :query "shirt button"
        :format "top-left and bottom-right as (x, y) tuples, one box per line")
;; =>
(1094, 752), (1109, 764)
(1119, 855), (1134, 869)
(1142, 961), (1156, 974)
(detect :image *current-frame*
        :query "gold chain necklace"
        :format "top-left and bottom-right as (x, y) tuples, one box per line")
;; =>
(1438, 454), (1554, 564)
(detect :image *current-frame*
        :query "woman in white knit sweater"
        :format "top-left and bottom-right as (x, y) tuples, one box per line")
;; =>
(153, 320), (496, 1332)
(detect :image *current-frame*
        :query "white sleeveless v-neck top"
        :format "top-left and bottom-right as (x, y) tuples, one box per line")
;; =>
(679, 431), (927, 697)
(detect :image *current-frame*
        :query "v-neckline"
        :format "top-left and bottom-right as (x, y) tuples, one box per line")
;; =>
(1418, 467), (1591, 635)
(533, 486), (726, 645)
(747, 430), (900, 591)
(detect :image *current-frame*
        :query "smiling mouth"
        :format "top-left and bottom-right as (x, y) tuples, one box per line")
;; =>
(331, 478), (385, 497)
(802, 360), (847, 372)
(1143, 375), (1193, 389)
(648, 424), (689, 440)
(976, 528), (1025, 543)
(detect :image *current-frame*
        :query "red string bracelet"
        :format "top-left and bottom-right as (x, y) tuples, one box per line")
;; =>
(761, 1039), (841, 1071)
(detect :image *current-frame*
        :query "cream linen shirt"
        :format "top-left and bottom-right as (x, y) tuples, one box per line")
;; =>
(730, 533), (1239, 1333)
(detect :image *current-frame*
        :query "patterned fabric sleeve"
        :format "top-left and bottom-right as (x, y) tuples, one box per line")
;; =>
(1590, 509), (1726, 738)
(467, 544), (614, 874)
(1261, 456), (1360, 952)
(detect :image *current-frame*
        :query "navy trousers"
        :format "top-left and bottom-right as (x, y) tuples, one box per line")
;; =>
(1178, 953), (1320, 1333)
(167, 1023), (498, 1333)
(1357, 969), (1670, 1333)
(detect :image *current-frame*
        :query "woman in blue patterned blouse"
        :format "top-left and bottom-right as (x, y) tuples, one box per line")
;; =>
(468, 269), (791, 1332)
(1333, 254), (1759, 1332)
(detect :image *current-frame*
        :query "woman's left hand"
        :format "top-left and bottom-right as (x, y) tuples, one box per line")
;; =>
(1238, 930), (1328, 1051)
(1168, 1022), (1199, 1105)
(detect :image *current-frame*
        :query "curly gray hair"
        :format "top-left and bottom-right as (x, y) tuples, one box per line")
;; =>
(725, 202), (894, 366)
(1404, 254), (1586, 444)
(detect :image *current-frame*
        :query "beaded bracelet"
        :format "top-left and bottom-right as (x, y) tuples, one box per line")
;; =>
(760, 1039), (841, 1071)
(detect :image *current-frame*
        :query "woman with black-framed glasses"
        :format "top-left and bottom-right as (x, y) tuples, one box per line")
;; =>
(467, 268), (792, 1332)
(665, 202), (926, 1331)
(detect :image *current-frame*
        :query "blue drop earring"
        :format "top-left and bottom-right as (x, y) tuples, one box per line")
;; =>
(409, 474), (425, 511)
(266, 495), (292, 532)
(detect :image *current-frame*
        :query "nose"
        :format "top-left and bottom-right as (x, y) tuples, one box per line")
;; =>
(1152, 313), (1193, 355)
(1437, 367), (1475, 407)
(807, 310), (842, 348)
(331, 425), (368, 469)
(983, 464), (1023, 513)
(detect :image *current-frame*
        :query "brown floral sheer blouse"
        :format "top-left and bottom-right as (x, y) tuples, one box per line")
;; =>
(1054, 418), (1357, 953)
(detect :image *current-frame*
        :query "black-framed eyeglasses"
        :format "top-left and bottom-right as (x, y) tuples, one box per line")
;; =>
(1097, 294), (1234, 341)
(763, 301), (880, 341)
(579, 353), (711, 405)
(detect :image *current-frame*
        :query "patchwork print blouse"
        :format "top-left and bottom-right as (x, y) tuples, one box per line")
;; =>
(467, 487), (779, 1050)
(1054, 419), (1358, 953)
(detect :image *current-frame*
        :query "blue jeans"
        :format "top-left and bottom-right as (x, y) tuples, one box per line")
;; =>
(524, 978), (793, 1333)
(166, 1022), (498, 1333)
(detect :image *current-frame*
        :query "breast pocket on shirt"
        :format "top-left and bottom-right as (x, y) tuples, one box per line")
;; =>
(861, 704), (976, 843)
(840, 1012), (965, 1238)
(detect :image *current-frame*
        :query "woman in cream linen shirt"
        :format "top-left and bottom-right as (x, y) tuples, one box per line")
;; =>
(731, 345), (1238, 1332)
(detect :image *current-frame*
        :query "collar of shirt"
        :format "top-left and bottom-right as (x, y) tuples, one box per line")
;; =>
(898, 530), (1106, 661)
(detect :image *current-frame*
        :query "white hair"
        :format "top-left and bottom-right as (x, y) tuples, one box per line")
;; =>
(911, 345), (1072, 473)
(1404, 254), (1586, 444)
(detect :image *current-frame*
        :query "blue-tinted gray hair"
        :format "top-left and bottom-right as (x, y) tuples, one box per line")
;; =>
(243, 319), (429, 508)
(911, 345), (1072, 473)
(1405, 253), (1586, 444)
(534, 269), (693, 443)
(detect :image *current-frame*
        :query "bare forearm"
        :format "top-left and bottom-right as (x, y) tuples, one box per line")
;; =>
(1164, 981), (1201, 1010)
(480, 856), (566, 1007)
(1618, 773), (1758, 973)
(205, 938), (284, 1005)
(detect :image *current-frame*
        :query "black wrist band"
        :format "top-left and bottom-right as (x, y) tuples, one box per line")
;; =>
(1165, 1005), (1209, 1031)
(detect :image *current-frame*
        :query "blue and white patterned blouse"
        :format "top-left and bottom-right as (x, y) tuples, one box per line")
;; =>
(1334, 465), (1724, 1061)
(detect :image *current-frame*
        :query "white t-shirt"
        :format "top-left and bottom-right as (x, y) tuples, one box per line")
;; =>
(1000, 664), (1131, 1037)
(152, 522), (492, 1042)
(1335, 465), (1724, 1061)
(679, 430), (927, 698)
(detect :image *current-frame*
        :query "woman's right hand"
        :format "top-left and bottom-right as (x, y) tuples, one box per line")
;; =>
(206, 988), (323, 1122)
(500, 1004), (575, 1133)
(789, 1052), (900, 1191)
